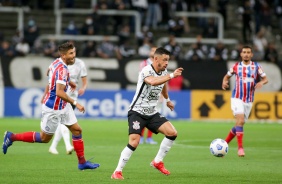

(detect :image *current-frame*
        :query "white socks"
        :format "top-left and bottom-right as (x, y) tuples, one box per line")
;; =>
(154, 137), (174, 163)
(115, 146), (133, 172)
(114, 137), (174, 172)
(60, 124), (72, 150)
(50, 124), (63, 149)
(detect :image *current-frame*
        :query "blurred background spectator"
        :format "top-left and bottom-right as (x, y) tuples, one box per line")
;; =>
(145, 0), (160, 30)
(96, 36), (121, 60)
(168, 16), (185, 37)
(208, 42), (228, 62)
(24, 18), (40, 52)
(117, 24), (131, 46)
(239, 0), (253, 44)
(138, 37), (153, 58)
(15, 38), (30, 56)
(264, 42), (278, 64)
(111, 0), (128, 34)
(118, 40), (136, 58)
(163, 34), (182, 60)
(184, 43), (205, 62)
(80, 16), (98, 35)
(202, 18), (218, 38)
(64, 21), (79, 35)
(0, 40), (15, 57)
(43, 39), (59, 58)
(81, 41), (97, 57)
(230, 43), (243, 60)
(217, 0), (228, 29)
(253, 28), (268, 59)
(136, 26), (154, 47)
(0, 0), (281, 73)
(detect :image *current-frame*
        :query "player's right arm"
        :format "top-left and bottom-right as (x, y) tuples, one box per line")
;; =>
(41, 84), (49, 104)
(222, 74), (231, 90)
(222, 65), (235, 90)
(41, 68), (50, 103)
(145, 67), (184, 86)
(56, 83), (85, 113)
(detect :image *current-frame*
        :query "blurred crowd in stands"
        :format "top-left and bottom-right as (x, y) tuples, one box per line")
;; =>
(0, 0), (280, 66)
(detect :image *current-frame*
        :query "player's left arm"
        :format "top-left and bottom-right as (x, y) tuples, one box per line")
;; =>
(78, 76), (87, 96)
(161, 83), (174, 111)
(255, 76), (268, 89)
(255, 66), (268, 89)
(78, 61), (88, 96)
(145, 67), (184, 86)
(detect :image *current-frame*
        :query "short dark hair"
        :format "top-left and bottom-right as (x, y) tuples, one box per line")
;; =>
(58, 42), (74, 54)
(154, 47), (171, 56)
(242, 45), (252, 52)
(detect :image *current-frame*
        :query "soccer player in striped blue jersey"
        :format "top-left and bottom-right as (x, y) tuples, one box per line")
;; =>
(222, 45), (268, 157)
(2, 42), (99, 170)
(48, 56), (88, 155)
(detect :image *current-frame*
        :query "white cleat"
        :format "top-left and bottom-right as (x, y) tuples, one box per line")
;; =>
(49, 148), (59, 155)
(66, 147), (74, 155)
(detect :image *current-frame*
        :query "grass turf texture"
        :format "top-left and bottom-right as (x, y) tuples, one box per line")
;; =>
(0, 118), (281, 184)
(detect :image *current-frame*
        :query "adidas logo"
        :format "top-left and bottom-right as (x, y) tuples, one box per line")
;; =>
(4, 139), (10, 146)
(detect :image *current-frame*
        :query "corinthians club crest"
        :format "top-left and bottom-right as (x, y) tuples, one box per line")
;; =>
(132, 121), (140, 130)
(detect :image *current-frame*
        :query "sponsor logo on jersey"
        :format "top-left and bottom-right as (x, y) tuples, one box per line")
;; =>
(142, 107), (154, 114)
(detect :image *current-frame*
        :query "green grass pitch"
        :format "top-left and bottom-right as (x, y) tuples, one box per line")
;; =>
(0, 118), (281, 184)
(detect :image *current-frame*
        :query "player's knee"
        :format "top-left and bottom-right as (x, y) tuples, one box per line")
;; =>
(129, 134), (140, 148)
(71, 127), (82, 136)
(40, 137), (51, 143)
(237, 118), (245, 126)
(165, 129), (178, 138)
(166, 135), (177, 141)
(130, 141), (139, 148)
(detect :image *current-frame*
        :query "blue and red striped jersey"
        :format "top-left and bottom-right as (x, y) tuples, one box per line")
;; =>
(43, 58), (70, 110)
(228, 61), (266, 102)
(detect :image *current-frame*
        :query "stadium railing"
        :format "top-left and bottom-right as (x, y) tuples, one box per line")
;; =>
(0, 6), (30, 38)
(175, 11), (225, 39)
(39, 8), (237, 46)
(55, 9), (141, 36)
(36, 34), (119, 43)
(157, 37), (238, 47)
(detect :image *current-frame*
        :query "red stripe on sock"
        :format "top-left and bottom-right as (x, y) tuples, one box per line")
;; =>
(225, 130), (236, 143)
(73, 138), (86, 164)
(12, 132), (36, 142)
(236, 132), (244, 148)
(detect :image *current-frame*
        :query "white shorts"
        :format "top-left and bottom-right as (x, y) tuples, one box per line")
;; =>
(41, 103), (77, 135)
(231, 98), (252, 122)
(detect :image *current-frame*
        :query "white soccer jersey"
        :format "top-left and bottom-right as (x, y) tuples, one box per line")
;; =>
(67, 58), (87, 100)
(129, 64), (168, 116)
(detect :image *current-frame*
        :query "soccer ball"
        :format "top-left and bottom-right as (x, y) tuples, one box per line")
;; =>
(210, 138), (228, 157)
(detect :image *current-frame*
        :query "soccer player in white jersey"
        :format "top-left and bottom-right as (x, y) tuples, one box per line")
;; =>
(111, 47), (184, 180)
(48, 56), (88, 155)
(139, 46), (158, 145)
(2, 42), (99, 170)
(222, 45), (268, 157)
